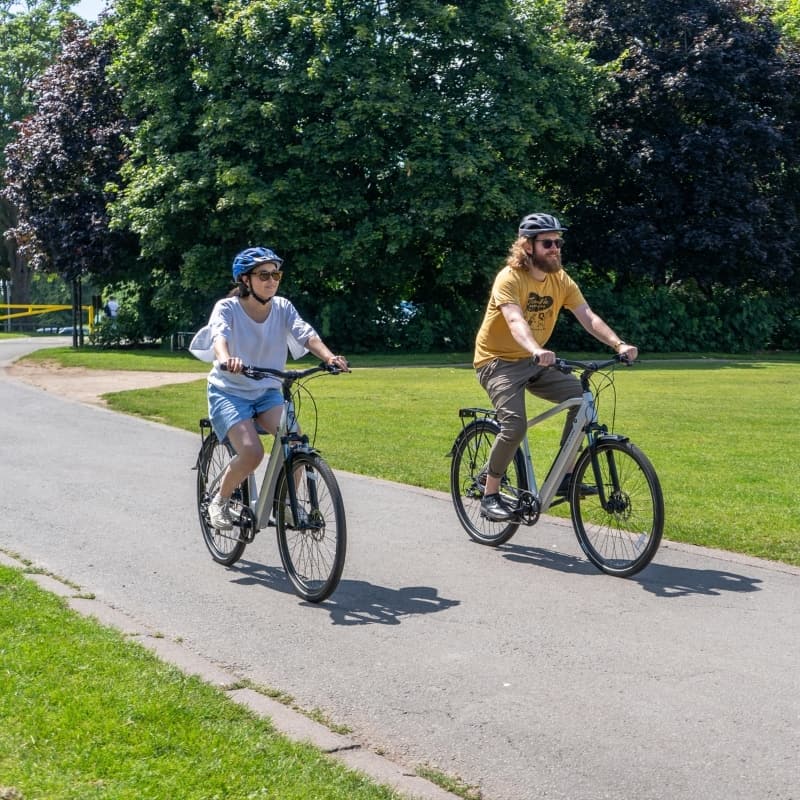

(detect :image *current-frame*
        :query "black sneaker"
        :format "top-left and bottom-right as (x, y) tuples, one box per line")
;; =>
(480, 493), (515, 522)
(556, 474), (599, 497)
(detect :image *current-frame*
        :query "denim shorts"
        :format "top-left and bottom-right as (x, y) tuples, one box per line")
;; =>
(208, 384), (283, 442)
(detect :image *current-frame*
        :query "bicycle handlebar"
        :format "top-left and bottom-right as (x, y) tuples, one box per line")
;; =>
(532, 353), (632, 373)
(217, 361), (350, 380)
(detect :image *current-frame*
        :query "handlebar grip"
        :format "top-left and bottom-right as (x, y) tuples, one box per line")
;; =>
(324, 360), (351, 374)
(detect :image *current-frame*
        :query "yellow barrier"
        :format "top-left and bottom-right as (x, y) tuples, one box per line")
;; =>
(0, 304), (94, 333)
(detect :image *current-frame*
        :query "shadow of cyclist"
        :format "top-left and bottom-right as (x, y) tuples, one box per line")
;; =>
(634, 562), (763, 598)
(498, 542), (763, 597)
(317, 580), (461, 626)
(228, 560), (460, 624)
(498, 543), (598, 575)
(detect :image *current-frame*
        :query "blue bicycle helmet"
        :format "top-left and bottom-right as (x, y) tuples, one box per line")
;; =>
(231, 247), (284, 281)
(518, 213), (567, 237)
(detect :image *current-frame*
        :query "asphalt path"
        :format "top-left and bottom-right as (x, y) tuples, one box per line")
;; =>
(1, 338), (798, 800)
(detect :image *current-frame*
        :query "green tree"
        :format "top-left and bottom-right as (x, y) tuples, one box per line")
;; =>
(774, 0), (800, 42)
(558, 0), (800, 298)
(108, 0), (598, 351)
(3, 20), (135, 287)
(0, 0), (75, 302)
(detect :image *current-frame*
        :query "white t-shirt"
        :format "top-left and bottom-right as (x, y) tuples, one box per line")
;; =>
(190, 296), (317, 399)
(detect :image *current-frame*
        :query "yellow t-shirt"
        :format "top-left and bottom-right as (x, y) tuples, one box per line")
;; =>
(473, 266), (586, 368)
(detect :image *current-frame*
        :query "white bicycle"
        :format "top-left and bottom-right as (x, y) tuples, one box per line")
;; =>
(449, 356), (664, 577)
(196, 362), (348, 602)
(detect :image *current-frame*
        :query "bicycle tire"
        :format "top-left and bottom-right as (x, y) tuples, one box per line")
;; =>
(450, 419), (527, 546)
(571, 439), (664, 577)
(275, 453), (347, 603)
(197, 433), (249, 566)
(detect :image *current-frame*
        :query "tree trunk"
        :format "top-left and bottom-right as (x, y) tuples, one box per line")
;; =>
(1, 198), (32, 304)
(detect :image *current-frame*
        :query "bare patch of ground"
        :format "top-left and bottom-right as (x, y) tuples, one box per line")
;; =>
(5, 360), (204, 406)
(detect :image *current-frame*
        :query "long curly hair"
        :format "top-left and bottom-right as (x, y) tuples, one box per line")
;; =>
(506, 237), (533, 271)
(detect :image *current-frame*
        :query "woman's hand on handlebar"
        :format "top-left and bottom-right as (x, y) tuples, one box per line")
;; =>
(218, 356), (244, 373)
(326, 355), (351, 373)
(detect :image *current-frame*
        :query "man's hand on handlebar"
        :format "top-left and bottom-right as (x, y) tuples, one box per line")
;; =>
(531, 349), (556, 367)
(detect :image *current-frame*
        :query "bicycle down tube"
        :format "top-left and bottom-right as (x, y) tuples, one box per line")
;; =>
(519, 391), (594, 512)
(250, 399), (301, 531)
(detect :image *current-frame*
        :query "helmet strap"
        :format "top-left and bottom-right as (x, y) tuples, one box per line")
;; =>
(242, 277), (272, 306)
(250, 287), (272, 306)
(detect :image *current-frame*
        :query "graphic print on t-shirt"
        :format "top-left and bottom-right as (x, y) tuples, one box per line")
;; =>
(525, 292), (554, 337)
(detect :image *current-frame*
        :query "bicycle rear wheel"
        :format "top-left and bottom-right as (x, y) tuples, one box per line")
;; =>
(571, 439), (663, 577)
(450, 420), (527, 546)
(197, 433), (249, 566)
(275, 453), (346, 603)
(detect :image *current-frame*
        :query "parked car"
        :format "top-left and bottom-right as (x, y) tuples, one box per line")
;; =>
(57, 326), (90, 335)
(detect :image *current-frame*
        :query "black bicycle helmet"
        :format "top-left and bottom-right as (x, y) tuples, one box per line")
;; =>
(518, 213), (567, 238)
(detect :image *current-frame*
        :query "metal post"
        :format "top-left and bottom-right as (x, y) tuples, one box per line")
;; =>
(71, 278), (79, 347)
(3, 280), (10, 333)
(77, 277), (84, 346)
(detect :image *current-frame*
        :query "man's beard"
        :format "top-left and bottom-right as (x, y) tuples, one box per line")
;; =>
(532, 251), (562, 273)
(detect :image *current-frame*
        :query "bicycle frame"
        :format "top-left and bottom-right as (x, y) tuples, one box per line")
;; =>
(458, 356), (625, 518)
(247, 397), (309, 532)
(201, 362), (337, 536)
(520, 388), (596, 512)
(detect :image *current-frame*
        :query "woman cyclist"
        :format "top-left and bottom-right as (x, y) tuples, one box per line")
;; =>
(190, 246), (348, 530)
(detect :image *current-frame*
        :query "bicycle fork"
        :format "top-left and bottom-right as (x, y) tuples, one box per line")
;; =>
(583, 430), (630, 512)
(279, 431), (328, 532)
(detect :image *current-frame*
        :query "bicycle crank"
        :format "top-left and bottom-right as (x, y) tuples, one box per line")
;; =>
(236, 506), (257, 543)
(513, 491), (541, 525)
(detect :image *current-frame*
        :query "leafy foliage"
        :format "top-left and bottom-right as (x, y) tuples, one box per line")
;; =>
(774, 0), (800, 41)
(551, 269), (793, 353)
(0, 0), (76, 297)
(557, 0), (800, 297)
(0, 0), (74, 165)
(107, 0), (597, 351)
(2, 19), (136, 283)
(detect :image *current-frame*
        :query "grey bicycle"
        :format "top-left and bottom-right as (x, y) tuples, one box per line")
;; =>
(449, 355), (664, 577)
(195, 362), (348, 602)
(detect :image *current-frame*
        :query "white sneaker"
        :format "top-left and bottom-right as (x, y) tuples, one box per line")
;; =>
(208, 496), (233, 530)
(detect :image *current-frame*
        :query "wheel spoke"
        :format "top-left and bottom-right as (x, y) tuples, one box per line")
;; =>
(450, 421), (524, 546)
(277, 454), (346, 602)
(572, 441), (663, 577)
(197, 435), (248, 566)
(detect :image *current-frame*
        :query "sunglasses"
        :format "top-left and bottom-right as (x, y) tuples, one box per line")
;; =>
(251, 269), (283, 282)
(536, 238), (564, 250)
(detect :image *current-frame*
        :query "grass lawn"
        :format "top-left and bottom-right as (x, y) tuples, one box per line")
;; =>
(18, 347), (800, 566)
(0, 564), (408, 800)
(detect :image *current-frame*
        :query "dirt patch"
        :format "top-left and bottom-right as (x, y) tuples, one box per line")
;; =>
(5, 360), (205, 406)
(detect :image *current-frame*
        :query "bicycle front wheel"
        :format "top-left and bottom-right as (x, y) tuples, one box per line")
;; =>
(571, 439), (663, 577)
(197, 433), (249, 566)
(450, 420), (527, 546)
(275, 453), (347, 603)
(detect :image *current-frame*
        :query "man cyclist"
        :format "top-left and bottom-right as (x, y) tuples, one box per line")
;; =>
(474, 213), (638, 522)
